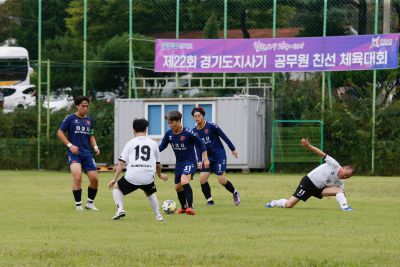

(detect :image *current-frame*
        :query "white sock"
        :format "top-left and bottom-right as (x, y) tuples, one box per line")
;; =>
(275, 199), (288, 208)
(113, 189), (124, 210)
(147, 194), (160, 215)
(336, 192), (348, 208)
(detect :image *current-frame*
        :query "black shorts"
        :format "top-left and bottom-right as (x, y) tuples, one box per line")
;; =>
(292, 175), (324, 201)
(117, 176), (157, 196)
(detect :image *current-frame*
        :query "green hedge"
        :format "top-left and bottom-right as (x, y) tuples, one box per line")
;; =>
(0, 101), (114, 170)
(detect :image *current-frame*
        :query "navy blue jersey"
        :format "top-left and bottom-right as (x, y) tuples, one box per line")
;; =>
(159, 127), (206, 165)
(59, 113), (94, 156)
(193, 121), (235, 161)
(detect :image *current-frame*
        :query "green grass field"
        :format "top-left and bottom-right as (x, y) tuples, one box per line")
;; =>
(0, 171), (399, 266)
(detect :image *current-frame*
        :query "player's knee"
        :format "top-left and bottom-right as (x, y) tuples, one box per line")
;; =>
(175, 184), (183, 191)
(72, 175), (82, 183)
(217, 176), (227, 185)
(285, 202), (295, 208)
(199, 175), (208, 184)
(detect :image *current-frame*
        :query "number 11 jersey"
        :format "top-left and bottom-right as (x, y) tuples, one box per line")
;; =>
(118, 136), (160, 185)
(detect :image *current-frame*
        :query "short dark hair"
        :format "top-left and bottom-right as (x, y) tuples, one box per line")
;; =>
(191, 106), (205, 117)
(132, 118), (148, 133)
(74, 96), (90, 106)
(166, 110), (182, 121)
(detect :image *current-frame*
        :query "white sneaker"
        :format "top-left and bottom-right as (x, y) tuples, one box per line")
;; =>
(112, 209), (126, 220)
(156, 213), (164, 221)
(76, 205), (83, 211)
(85, 202), (99, 211)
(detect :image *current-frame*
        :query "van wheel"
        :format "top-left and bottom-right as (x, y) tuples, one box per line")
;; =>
(17, 104), (24, 108)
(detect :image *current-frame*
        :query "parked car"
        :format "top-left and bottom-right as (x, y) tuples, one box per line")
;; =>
(0, 85), (36, 112)
(43, 93), (74, 112)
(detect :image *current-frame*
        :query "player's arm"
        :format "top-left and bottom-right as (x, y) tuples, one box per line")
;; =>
(156, 163), (168, 181)
(158, 132), (170, 152)
(89, 120), (100, 156)
(154, 144), (168, 181)
(192, 132), (210, 168)
(300, 138), (326, 158)
(213, 123), (238, 158)
(57, 129), (79, 155)
(108, 160), (125, 189)
(89, 135), (100, 156)
(194, 143), (203, 169)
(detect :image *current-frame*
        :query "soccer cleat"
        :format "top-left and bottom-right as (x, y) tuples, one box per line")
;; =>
(76, 205), (83, 211)
(112, 209), (126, 220)
(156, 213), (164, 221)
(175, 208), (187, 214)
(85, 202), (99, 211)
(185, 207), (196, 215)
(341, 206), (353, 211)
(233, 191), (241, 206)
(265, 201), (275, 208)
(207, 200), (215, 206)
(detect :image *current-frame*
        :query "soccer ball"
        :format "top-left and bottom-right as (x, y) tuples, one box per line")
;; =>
(162, 200), (177, 214)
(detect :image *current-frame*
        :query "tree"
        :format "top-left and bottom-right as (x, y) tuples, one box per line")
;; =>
(203, 13), (219, 39)
(90, 33), (154, 92)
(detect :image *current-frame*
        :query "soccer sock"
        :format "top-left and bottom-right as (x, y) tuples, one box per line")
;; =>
(177, 190), (187, 209)
(183, 184), (194, 208)
(87, 186), (98, 203)
(336, 192), (348, 208)
(275, 199), (288, 208)
(201, 182), (212, 200)
(73, 189), (82, 206)
(147, 194), (161, 215)
(223, 180), (236, 194)
(112, 189), (124, 210)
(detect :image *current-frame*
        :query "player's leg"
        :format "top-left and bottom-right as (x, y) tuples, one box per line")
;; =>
(143, 183), (163, 221)
(216, 158), (240, 206)
(111, 177), (137, 220)
(265, 196), (300, 208)
(217, 173), (240, 206)
(266, 176), (311, 209)
(82, 155), (99, 210)
(70, 159), (83, 210)
(181, 163), (196, 215)
(175, 168), (187, 214)
(85, 170), (99, 210)
(199, 171), (213, 205)
(322, 186), (352, 211)
(181, 173), (195, 215)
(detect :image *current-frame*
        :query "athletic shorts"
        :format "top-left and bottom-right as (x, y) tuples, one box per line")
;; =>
(68, 153), (97, 173)
(175, 162), (196, 184)
(117, 176), (157, 196)
(201, 157), (227, 176)
(292, 175), (324, 201)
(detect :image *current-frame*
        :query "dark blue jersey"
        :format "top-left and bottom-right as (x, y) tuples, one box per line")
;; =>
(59, 113), (94, 156)
(159, 127), (206, 165)
(193, 121), (235, 161)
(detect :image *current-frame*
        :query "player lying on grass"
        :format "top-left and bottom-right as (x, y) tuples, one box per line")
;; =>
(191, 106), (240, 206)
(265, 138), (354, 211)
(57, 96), (100, 211)
(159, 110), (209, 215)
(108, 118), (168, 221)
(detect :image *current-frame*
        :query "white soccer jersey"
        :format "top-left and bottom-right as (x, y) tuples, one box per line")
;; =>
(307, 155), (344, 189)
(119, 136), (160, 185)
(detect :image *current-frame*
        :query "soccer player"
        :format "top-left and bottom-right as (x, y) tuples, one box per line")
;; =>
(159, 110), (209, 215)
(108, 118), (168, 221)
(192, 106), (240, 206)
(265, 138), (354, 211)
(57, 96), (100, 211)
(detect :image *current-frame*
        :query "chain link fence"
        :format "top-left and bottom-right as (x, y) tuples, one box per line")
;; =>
(0, 0), (399, 174)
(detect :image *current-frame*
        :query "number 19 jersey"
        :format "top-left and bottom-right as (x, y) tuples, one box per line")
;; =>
(118, 136), (160, 185)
